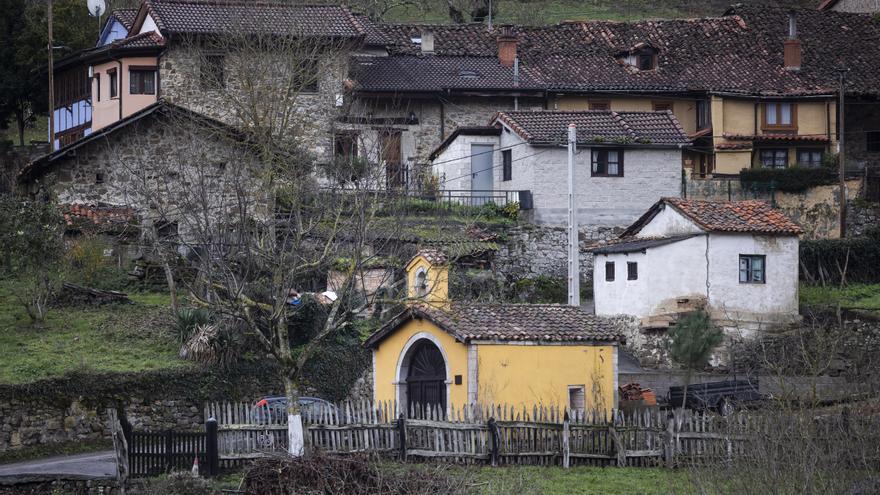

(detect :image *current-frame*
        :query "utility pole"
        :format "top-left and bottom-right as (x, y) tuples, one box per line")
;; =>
(567, 124), (579, 307)
(837, 68), (847, 238)
(48, 0), (55, 150)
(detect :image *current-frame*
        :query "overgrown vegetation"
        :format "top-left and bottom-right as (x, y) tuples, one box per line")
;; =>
(800, 283), (880, 311)
(740, 166), (838, 193)
(800, 228), (880, 286)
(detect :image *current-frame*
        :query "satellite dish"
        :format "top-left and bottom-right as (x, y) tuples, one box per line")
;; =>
(87, 0), (106, 17)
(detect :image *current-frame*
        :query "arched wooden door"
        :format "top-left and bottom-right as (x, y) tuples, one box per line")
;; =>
(406, 340), (446, 415)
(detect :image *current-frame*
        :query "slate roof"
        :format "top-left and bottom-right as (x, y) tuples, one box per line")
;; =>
(361, 7), (880, 97)
(622, 198), (803, 237)
(363, 302), (623, 348)
(493, 110), (690, 146)
(350, 55), (543, 92)
(139, 0), (366, 38)
(591, 234), (700, 254)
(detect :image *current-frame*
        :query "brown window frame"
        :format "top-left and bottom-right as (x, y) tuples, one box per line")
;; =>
(107, 68), (118, 99)
(605, 261), (615, 282)
(627, 261), (638, 280)
(761, 102), (797, 132)
(759, 148), (789, 169)
(502, 149), (512, 181)
(129, 66), (157, 95)
(652, 101), (673, 112)
(696, 99), (710, 130)
(591, 148), (624, 177)
(795, 148), (823, 167)
(95, 74), (101, 101)
(589, 100), (610, 111)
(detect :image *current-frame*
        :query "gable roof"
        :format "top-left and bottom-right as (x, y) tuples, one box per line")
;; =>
(20, 101), (242, 182)
(132, 0), (366, 38)
(428, 126), (500, 161)
(363, 302), (623, 348)
(351, 55), (544, 93)
(365, 7), (880, 97)
(622, 198), (802, 237)
(591, 234), (701, 254)
(493, 110), (690, 147)
(109, 8), (139, 30)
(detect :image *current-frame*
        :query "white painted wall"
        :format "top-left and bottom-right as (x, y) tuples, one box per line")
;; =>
(593, 231), (800, 326)
(594, 235), (709, 318)
(138, 14), (159, 35)
(635, 206), (703, 237)
(431, 126), (682, 226)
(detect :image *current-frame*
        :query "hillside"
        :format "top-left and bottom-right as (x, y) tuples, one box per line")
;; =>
(383, 0), (820, 24)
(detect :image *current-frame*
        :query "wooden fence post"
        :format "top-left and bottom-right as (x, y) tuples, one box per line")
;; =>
(397, 413), (407, 462)
(488, 418), (500, 467)
(164, 430), (173, 473)
(562, 411), (570, 469)
(608, 425), (626, 467)
(107, 409), (129, 494)
(205, 418), (219, 477)
(663, 412), (675, 469)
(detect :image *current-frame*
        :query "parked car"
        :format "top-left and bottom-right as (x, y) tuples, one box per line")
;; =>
(668, 379), (765, 415)
(250, 396), (337, 424)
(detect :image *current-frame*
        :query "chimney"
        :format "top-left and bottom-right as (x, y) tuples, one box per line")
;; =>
(497, 27), (517, 68)
(421, 31), (434, 55)
(784, 11), (801, 71)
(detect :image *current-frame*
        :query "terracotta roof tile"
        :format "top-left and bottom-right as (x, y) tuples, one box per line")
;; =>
(665, 198), (802, 235)
(62, 204), (137, 228)
(494, 110), (690, 146)
(364, 302), (623, 347)
(115, 31), (165, 48)
(351, 55), (543, 92)
(109, 8), (138, 30)
(723, 133), (830, 142)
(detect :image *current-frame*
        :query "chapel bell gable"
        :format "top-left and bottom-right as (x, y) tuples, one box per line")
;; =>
(405, 249), (449, 306)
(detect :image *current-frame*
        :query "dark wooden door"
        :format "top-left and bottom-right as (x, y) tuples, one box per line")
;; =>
(380, 131), (404, 189)
(406, 340), (446, 415)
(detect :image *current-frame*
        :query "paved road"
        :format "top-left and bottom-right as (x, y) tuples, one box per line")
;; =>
(0, 450), (116, 479)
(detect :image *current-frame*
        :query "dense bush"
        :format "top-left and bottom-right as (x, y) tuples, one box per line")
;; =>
(740, 166), (837, 193)
(800, 228), (880, 285)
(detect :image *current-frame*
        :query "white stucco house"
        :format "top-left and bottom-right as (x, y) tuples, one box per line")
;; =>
(429, 110), (690, 226)
(592, 198), (802, 333)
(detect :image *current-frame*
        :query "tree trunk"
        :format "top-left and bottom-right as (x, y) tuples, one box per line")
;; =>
(284, 375), (304, 457)
(15, 109), (25, 146)
(162, 259), (180, 316)
(681, 369), (692, 410)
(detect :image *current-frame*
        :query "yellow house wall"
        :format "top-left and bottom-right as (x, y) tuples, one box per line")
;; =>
(406, 256), (448, 307)
(553, 95), (697, 135)
(714, 151), (753, 174)
(476, 344), (616, 413)
(371, 319), (469, 410)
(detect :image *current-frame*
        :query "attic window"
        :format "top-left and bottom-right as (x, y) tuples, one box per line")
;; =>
(619, 46), (658, 71)
(414, 267), (428, 297)
(459, 70), (479, 79)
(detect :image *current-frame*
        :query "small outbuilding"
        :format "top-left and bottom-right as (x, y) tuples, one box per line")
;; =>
(364, 250), (623, 415)
(592, 198), (802, 332)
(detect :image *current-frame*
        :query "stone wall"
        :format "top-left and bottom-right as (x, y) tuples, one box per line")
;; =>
(0, 367), (280, 453)
(0, 477), (119, 495)
(494, 223), (626, 285)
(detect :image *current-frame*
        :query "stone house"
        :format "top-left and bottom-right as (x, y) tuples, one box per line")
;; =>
(592, 198), (802, 333)
(364, 250), (622, 414)
(429, 110), (691, 226)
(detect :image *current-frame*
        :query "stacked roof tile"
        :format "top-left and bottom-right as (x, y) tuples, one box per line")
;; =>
(357, 6), (880, 97)
(364, 302), (623, 347)
(108, 8), (139, 30)
(494, 110), (690, 146)
(624, 198), (803, 236)
(141, 0), (366, 38)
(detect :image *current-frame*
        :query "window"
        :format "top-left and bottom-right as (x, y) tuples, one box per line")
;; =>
(414, 268), (428, 297)
(129, 68), (156, 95)
(95, 74), (101, 101)
(592, 149), (624, 177)
(589, 100), (610, 111)
(739, 255), (766, 284)
(759, 149), (788, 169)
(108, 69), (118, 98)
(627, 262), (638, 280)
(605, 261), (615, 282)
(652, 101), (673, 112)
(568, 386), (585, 412)
(796, 148), (823, 167)
(200, 55), (225, 89)
(867, 131), (880, 153)
(696, 100), (710, 130)
(763, 102), (796, 130)
(637, 53), (656, 70)
(292, 58), (320, 93)
(502, 149), (512, 181)
(334, 132), (358, 162)
(95, 172), (104, 184)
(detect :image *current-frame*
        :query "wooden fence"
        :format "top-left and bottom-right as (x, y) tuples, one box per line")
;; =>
(203, 400), (756, 468)
(125, 419), (219, 477)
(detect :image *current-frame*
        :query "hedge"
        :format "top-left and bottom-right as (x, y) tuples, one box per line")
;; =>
(800, 228), (880, 284)
(741, 167), (838, 193)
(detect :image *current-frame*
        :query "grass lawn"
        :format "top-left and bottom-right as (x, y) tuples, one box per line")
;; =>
(800, 283), (880, 312)
(0, 279), (186, 384)
(470, 465), (692, 495)
(2, 115), (48, 146)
